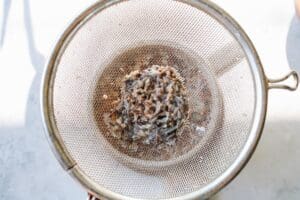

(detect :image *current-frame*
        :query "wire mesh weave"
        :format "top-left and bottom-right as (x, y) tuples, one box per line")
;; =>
(50, 0), (255, 199)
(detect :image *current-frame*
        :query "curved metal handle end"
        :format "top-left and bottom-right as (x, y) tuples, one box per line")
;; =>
(267, 71), (299, 91)
(88, 193), (100, 200)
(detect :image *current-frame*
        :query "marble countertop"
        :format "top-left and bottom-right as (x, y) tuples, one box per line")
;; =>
(0, 0), (299, 199)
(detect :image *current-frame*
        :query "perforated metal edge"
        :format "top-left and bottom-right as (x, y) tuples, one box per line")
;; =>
(41, 0), (268, 199)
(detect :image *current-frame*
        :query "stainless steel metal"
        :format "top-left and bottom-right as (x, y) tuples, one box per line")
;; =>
(88, 193), (103, 200)
(267, 71), (299, 91)
(41, 0), (298, 200)
(88, 194), (97, 200)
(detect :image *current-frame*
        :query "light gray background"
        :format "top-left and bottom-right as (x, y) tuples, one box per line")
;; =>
(0, 0), (299, 199)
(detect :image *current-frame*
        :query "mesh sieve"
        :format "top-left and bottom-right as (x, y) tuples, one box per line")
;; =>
(42, 0), (268, 199)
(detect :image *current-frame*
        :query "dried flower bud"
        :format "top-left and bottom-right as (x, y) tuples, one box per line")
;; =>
(105, 65), (189, 151)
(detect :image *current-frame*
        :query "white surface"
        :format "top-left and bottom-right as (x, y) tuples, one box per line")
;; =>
(0, 0), (299, 199)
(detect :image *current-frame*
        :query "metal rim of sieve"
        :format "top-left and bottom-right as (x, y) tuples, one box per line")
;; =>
(41, 0), (272, 199)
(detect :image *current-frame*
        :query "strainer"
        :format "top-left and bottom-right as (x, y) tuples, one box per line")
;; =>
(41, 0), (299, 200)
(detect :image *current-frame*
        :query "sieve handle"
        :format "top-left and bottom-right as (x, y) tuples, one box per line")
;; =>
(267, 71), (299, 91)
(87, 194), (99, 200)
(87, 193), (107, 200)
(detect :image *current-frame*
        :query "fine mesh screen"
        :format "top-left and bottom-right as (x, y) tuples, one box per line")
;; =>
(51, 0), (255, 199)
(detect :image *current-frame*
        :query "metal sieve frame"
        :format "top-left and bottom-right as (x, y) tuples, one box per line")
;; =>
(42, 0), (268, 199)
